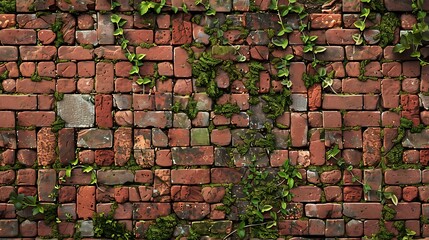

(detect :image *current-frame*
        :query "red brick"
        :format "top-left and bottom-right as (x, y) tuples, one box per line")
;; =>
(20, 46), (57, 61)
(95, 62), (114, 93)
(16, 79), (55, 94)
(77, 186), (95, 219)
(58, 46), (94, 60)
(171, 169), (210, 184)
(0, 29), (36, 45)
(174, 47), (192, 77)
(17, 111), (55, 127)
(168, 129), (190, 147)
(0, 111), (14, 128)
(134, 111), (172, 128)
(133, 203), (171, 219)
(37, 169), (56, 202)
(326, 29), (360, 45)
(385, 169), (421, 185)
(291, 113), (308, 147)
(342, 78), (380, 94)
(322, 94), (363, 110)
(310, 14), (342, 29)
(95, 150), (114, 166)
(136, 46), (173, 61)
(345, 46), (382, 60)
(171, 13), (192, 45)
(37, 62), (56, 77)
(0, 14), (16, 28)
(94, 46), (128, 60)
(173, 202), (210, 220)
(279, 220), (309, 235)
(37, 128), (57, 166)
(343, 111), (380, 127)
(171, 186), (204, 202)
(291, 186), (322, 202)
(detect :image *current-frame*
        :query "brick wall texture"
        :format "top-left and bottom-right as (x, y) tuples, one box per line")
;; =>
(1, 0), (429, 238)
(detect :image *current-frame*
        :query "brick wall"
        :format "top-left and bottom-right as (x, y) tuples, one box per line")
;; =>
(0, 0), (429, 238)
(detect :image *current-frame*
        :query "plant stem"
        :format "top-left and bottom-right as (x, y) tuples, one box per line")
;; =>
(222, 222), (272, 240)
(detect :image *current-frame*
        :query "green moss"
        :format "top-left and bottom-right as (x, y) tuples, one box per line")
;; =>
(245, 61), (265, 97)
(0, 0), (15, 13)
(382, 205), (396, 221)
(214, 103), (240, 118)
(139, 42), (156, 48)
(145, 215), (178, 240)
(192, 52), (224, 99)
(385, 143), (403, 167)
(371, 221), (395, 240)
(93, 207), (134, 240)
(0, 70), (8, 93)
(51, 18), (65, 48)
(377, 13), (400, 48)
(261, 89), (292, 119)
(51, 117), (66, 133)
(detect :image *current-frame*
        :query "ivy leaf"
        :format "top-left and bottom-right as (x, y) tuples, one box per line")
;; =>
(361, 8), (370, 18)
(411, 51), (421, 58)
(361, 0), (370, 2)
(91, 172), (97, 184)
(237, 55), (247, 62)
(206, 8), (216, 15)
(309, 35), (318, 42)
(136, 77), (152, 85)
(113, 28), (123, 36)
(277, 26), (293, 36)
(288, 178), (294, 189)
(281, 79), (293, 88)
(303, 45), (313, 53)
(295, 171), (302, 179)
(137, 53), (146, 60)
(285, 54), (294, 60)
(354, 20), (366, 31)
(278, 171), (287, 179)
(313, 46), (327, 54)
(269, 0), (278, 10)
(126, 53), (136, 62)
(352, 33), (363, 45)
(118, 19), (127, 27)
(121, 39), (129, 49)
(267, 221), (277, 229)
(278, 68), (289, 77)
(129, 66), (140, 75)
(272, 38), (289, 49)
(171, 6), (178, 13)
(393, 43), (407, 53)
(182, 3), (189, 13)
(111, 1), (121, 10)
(281, 201), (287, 209)
(322, 78), (333, 89)
(326, 145), (340, 160)
(83, 165), (93, 173)
(140, 1), (152, 15)
(363, 183), (372, 194)
(384, 192), (398, 205)
(317, 67), (327, 76)
(261, 204), (273, 212)
(110, 14), (121, 24)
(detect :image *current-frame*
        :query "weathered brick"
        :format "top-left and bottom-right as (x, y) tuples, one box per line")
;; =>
(171, 169), (210, 184)
(77, 186), (95, 219)
(37, 128), (57, 166)
(133, 203), (171, 219)
(385, 169), (421, 185)
(20, 46), (57, 61)
(58, 46), (94, 60)
(0, 29), (36, 45)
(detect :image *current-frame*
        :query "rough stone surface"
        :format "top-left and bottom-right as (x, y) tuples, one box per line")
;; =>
(57, 94), (95, 127)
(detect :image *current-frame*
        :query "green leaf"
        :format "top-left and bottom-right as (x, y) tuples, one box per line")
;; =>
(314, 46), (327, 54)
(393, 43), (407, 53)
(237, 228), (245, 239)
(91, 172), (97, 184)
(281, 79), (293, 88)
(278, 68), (289, 77)
(269, 0), (278, 10)
(411, 51), (421, 58)
(295, 171), (302, 179)
(111, 1), (121, 10)
(361, 8), (370, 17)
(317, 67), (327, 76)
(285, 54), (294, 60)
(267, 221), (277, 228)
(281, 201), (287, 209)
(352, 33), (363, 45)
(261, 204), (273, 212)
(130, 66), (140, 75)
(237, 55), (247, 62)
(206, 8), (216, 15)
(326, 145), (340, 160)
(140, 1), (151, 15)
(354, 20), (366, 31)
(272, 38), (289, 49)
(360, 0), (370, 2)
(83, 165), (93, 173)
(278, 171), (288, 179)
(322, 78), (333, 89)
(288, 178), (294, 189)
(363, 183), (372, 194)
(289, 0), (296, 3)
(110, 14), (121, 24)
(137, 53), (146, 60)
(113, 28), (123, 36)
(309, 35), (318, 42)
(126, 53), (135, 62)
(384, 192), (398, 205)
(182, 3), (189, 13)
(303, 45), (313, 53)
(171, 6), (178, 13)
(118, 19), (127, 27)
